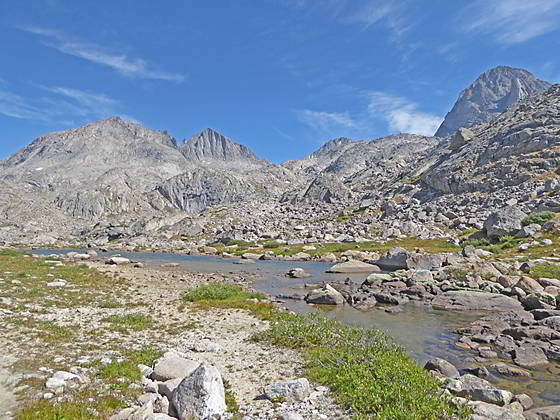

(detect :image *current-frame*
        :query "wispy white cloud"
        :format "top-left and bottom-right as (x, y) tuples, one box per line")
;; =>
(0, 90), (46, 121)
(277, 0), (414, 41)
(368, 92), (443, 136)
(296, 109), (357, 135)
(19, 25), (185, 82)
(461, 0), (560, 45)
(0, 83), (136, 125)
(346, 1), (412, 39)
(273, 126), (295, 142)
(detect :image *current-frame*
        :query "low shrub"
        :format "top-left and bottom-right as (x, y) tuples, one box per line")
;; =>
(522, 211), (555, 226)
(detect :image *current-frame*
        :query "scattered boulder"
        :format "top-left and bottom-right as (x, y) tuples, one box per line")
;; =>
(446, 374), (513, 406)
(424, 358), (460, 378)
(286, 268), (311, 278)
(511, 345), (549, 368)
(305, 284), (345, 305)
(106, 256), (131, 265)
(489, 363), (531, 377)
(326, 260), (380, 273)
(241, 252), (263, 260)
(264, 378), (311, 402)
(432, 291), (523, 312)
(373, 248), (409, 270)
(515, 277), (544, 294)
(449, 127), (475, 151)
(171, 363), (226, 420)
(524, 406), (560, 420)
(467, 400), (524, 420)
(45, 371), (81, 393)
(151, 352), (200, 382)
(483, 206), (528, 239)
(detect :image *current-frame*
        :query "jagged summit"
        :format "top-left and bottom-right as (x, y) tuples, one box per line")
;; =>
(180, 128), (264, 168)
(309, 137), (355, 159)
(435, 65), (551, 137)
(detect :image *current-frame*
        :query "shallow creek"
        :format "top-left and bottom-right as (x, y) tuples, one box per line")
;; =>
(33, 250), (560, 406)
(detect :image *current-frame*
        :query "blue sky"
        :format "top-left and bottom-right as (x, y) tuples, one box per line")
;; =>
(1, 0), (559, 162)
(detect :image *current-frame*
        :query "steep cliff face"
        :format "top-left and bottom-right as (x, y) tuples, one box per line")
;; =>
(155, 169), (259, 213)
(435, 66), (551, 137)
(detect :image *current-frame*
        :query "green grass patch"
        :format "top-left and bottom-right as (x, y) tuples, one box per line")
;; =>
(224, 379), (239, 414)
(98, 299), (122, 309)
(254, 314), (468, 420)
(102, 313), (154, 332)
(17, 394), (126, 420)
(183, 283), (467, 419)
(34, 321), (75, 342)
(263, 241), (281, 249)
(98, 347), (162, 386)
(528, 264), (560, 279)
(0, 249), (30, 257)
(522, 211), (556, 226)
(183, 282), (262, 302)
(182, 282), (276, 319)
(447, 268), (468, 282)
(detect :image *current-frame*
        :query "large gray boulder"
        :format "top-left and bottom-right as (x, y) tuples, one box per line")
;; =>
(449, 127), (475, 151)
(305, 284), (345, 305)
(446, 374), (513, 406)
(524, 405), (560, 420)
(431, 290), (523, 312)
(171, 363), (226, 420)
(151, 352), (200, 382)
(326, 260), (380, 273)
(424, 358), (460, 378)
(374, 248), (444, 271)
(374, 248), (409, 270)
(264, 378), (311, 402)
(484, 206), (528, 239)
(467, 400), (524, 420)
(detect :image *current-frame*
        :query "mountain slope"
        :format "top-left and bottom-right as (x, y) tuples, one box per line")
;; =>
(425, 84), (560, 193)
(435, 66), (551, 137)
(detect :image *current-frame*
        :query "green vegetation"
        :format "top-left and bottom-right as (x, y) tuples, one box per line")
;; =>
(183, 282), (468, 420)
(263, 241), (281, 249)
(0, 249), (30, 257)
(254, 314), (468, 420)
(223, 379), (240, 414)
(34, 321), (75, 342)
(447, 268), (468, 282)
(400, 175), (422, 185)
(0, 251), (127, 308)
(102, 313), (154, 332)
(17, 393), (126, 420)
(181, 282), (276, 320)
(528, 263), (560, 279)
(98, 348), (162, 382)
(18, 348), (161, 419)
(522, 211), (555, 226)
(462, 235), (524, 256)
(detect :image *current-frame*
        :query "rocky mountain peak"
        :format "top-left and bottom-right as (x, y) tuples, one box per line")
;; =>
(435, 66), (551, 137)
(180, 128), (263, 167)
(309, 137), (355, 159)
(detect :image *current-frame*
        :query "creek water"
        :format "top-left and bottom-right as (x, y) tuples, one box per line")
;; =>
(32, 249), (560, 406)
